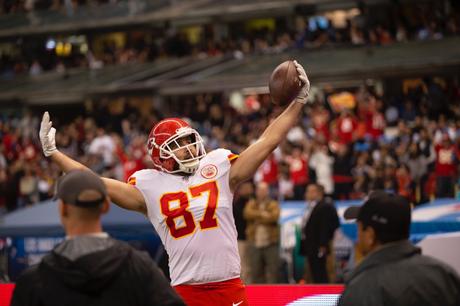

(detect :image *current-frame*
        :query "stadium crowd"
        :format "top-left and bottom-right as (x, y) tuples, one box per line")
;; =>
(0, 75), (459, 215)
(0, 0), (121, 15)
(1, 1), (459, 77)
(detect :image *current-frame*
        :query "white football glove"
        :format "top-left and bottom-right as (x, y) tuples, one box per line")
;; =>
(39, 112), (58, 157)
(293, 60), (311, 104)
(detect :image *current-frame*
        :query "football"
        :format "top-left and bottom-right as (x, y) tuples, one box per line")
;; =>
(269, 60), (302, 106)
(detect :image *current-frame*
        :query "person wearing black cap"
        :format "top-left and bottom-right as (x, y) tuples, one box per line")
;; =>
(11, 170), (185, 306)
(338, 190), (460, 306)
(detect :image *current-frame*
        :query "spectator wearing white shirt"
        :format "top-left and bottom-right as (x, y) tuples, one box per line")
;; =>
(88, 128), (116, 168)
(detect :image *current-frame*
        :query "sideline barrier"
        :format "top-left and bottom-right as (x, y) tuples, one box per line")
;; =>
(0, 284), (344, 306)
(246, 285), (343, 305)
(0, 284), (14, 306)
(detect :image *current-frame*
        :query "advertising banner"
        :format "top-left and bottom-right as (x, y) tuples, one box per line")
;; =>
(0, 284), (344, 306)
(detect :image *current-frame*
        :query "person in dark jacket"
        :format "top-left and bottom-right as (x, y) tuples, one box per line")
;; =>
(300, 183), (339, 283)
(339, 190), (460, 306)
(11, 170), (185, 306)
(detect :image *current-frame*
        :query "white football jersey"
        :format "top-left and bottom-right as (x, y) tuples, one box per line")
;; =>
(129, 149), (241, 286)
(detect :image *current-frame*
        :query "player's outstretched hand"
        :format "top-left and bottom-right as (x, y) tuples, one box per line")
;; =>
(39, 112), (58, 157)
(293, 60), (311, 104)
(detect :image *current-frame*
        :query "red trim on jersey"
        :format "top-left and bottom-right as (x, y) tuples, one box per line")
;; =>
(127, 177), (136, 185)
(228, 153), (239, 164)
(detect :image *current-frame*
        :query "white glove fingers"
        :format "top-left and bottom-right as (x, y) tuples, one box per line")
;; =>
(42, 112), (49, 123)
(49, 127), (56, 139)
(39, 111), (58, 157)
(293, 60), (310, 105)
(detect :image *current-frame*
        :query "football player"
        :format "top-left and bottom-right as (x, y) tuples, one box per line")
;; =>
(39, 61), (310, 306)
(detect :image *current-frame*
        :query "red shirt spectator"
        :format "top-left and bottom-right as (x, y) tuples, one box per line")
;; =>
(116, 145), (146, 182)
(336, 112), (358, 144)
(286, 148), (309, 186)
(435, 140), (457, 177)
(312, 106), (330, 141)
(19, 139), (38, 161)
(366, 110), (385, 140)
(258, 154), (278, 186)
(2, 129), (18, 160)
(396, 165), (412, 199)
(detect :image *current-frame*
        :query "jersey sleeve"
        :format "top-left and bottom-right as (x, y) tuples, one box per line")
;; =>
(206, 148), (239, 177)
(127, 168), (155, 186)
(125, 169), (162, 223)
(126, 169), (159, 202)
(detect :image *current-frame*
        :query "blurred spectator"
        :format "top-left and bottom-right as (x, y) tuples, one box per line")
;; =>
(382, 165), (398, 194)
(395, 24), (408, 42)
(285, 146), (310, 200)
(37, 168), (53, 201)
(418, 128), (434, 157)
(300, 184), (339, 284)
(351, 173), (369, 200)
(255, 153), (279, 199)
(435, 135), (458, 197)
(232, 181), (254, 284)
(365, 97), (386, 141)
(331, 143), (354, 200)
(335, 110), (358, 145)
(17, 165), (38, 207)
(395, 164), (412, 201)
(278, 166), (294, 201)
(309, 142), (334, 195)
(88, 127), (116, 169)
(244, 182), (280, 283)
(401, 143), (434, 204)
(310, 104), (331, 142)
(350, 153), (372, 199)
(0, 146), (5, 169)
(28, 60), (42, 76)
(114, 135), (146, 182)
(0, 167), (7, 214)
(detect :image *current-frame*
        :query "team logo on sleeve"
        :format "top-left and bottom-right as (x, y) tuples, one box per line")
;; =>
(201, 164), (218, 179)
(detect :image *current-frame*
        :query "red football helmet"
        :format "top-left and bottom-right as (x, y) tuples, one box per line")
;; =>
(147, 118), (206, 174)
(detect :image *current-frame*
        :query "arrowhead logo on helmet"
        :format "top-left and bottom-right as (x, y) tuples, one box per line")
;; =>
(148, 118), (206, 174)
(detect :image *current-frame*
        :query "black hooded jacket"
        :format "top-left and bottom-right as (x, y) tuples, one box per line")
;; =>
(339, 241), (460, 306)
(11, 236), (185, 306)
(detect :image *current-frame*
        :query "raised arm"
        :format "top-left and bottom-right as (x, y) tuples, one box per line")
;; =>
(40, 112), (147, 214)
(229, 61), (311, 191)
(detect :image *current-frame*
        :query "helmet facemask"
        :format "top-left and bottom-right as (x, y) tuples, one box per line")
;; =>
(158, 127), (206, 174)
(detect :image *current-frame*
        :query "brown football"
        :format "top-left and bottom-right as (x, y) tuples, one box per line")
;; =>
(269, 60), (302, 106)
